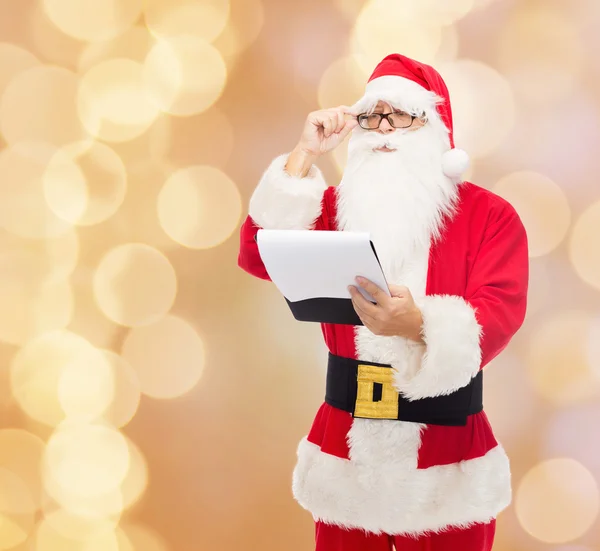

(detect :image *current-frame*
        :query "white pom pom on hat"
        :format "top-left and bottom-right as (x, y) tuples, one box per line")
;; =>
(442, 148), (470, 179)
(354, 53), (471, 181)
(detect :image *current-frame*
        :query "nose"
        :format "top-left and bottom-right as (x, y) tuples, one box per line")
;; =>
(377, 117), (395, 134)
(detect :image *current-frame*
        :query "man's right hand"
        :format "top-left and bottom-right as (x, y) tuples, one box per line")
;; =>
(298, 106), (359, 157)
(285, 106), (359, 178)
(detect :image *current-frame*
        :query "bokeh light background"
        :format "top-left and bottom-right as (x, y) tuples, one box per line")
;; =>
(0, 0), (599, 549)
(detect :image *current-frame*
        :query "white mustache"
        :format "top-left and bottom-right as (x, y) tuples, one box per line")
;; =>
(349, 129), (410, 153)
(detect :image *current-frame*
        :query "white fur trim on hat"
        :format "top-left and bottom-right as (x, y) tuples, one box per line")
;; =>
(442, 148), (470, 180)
(351, 75), (441, 117)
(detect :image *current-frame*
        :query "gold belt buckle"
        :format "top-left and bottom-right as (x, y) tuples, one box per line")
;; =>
(354, 364), (399, 420)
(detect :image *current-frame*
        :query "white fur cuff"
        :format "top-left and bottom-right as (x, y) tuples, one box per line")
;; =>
(396, 295), (482, 400)
(248, 153), (327, 230)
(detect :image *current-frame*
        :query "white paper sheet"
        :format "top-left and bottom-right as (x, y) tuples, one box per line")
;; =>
(256, 229), (390, 302)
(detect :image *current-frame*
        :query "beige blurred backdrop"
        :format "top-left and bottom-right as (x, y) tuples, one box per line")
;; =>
(0, 0), (599, 550)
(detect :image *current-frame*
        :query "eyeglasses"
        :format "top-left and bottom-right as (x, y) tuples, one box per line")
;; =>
(357, 111), (421, 130)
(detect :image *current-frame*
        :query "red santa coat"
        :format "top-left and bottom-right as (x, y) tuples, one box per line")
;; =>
(238, 157), (529, 536)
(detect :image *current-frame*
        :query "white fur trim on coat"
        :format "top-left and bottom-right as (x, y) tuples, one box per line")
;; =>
(351, 75), (441, 119)
(248, 153), (327, 230)
(396, 295), (482, 400)
(292, 437), (511, 536)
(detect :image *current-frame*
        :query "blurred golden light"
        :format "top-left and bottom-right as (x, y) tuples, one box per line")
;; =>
(472, 0), (499, 8)
(35, 518), (129, 551)
(114, 161), (179, 250)
(93, 243), (177, 327)
(0, 517), (30, 550)
(527, 311), (597, 406)
(42, 483), (124, 523)
(43, 423), (130, 502)
(435, 25), (460, 64)
(525, 259), (551, 319)
(492, 171), (571, 257)
(0, 43), (40, 99)
(497, 5), (584, 105)
(121, 524), (170, 551)
(67, 267), (121, 350)
(0, 142), (72, 238)
(589, 317), (600, 382)
(29, 2), (86, 70)
(99, 351), (141, 429)
(41, 504), (118, 543)
(78, 25), (156, 72)
(163, 108), (234, 168)
(157, 166), (242, 249)
(352, 0), (443, 71)
(143, 36), (227, 117)
(77, 59), (161, 143)
(0, 227), (77, 345)
(213, 0), (264, 58)
(119, 438), (148, 510)
(10, 330), (111, 426)
(569, 201), (600, 291)
(334, 0), (366, 20)
(0, 430), (45, 510)
(516, 458), (598, 543)
(0, 229), (80, 285)
(44, 141), (127, 226)
(438, 59), (515, 158)
(112, 112), (173, 166)
(318, 55), (369, 110)
(0, 269), (73, 346)
(144, 0), (230, 42)
(42, 0), (143, 42)
(0, 66), (86, 146)
(121, 315), (206, 399)
(0, 468), (35, 549)
(416, 0), (474, 26)
(57, 352), (114, 423)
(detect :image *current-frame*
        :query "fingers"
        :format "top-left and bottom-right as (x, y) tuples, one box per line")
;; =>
(309, 106), (358, 142)
(335, 109), (345, 133)
(322, 116), (333, 138)
(348, 286), (379, 318)
(355, 277), (389, 306)
(388, 284), (410, 298)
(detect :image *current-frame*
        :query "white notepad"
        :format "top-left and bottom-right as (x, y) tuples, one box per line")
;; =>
(256, 230), (390, 318)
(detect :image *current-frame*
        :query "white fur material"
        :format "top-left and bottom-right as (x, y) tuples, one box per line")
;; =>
(292, 437), (512, 536)
(397, 295), (483, 400)
(442, 148), (470, 180)
(248, 153), (327, 230)
(351, 75), (441, 119)
(294, 116), (508, 537)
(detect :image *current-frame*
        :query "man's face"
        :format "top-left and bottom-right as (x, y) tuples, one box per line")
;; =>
(362, 101), (426, 153)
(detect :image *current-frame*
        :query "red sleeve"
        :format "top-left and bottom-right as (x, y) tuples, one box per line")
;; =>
(237, 215), (271, 280)
(465, 209), (529, 367)
(237, 188), (336, 281)
(397, 204), (529, 401)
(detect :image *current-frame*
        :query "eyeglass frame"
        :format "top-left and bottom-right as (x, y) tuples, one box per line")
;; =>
(355, 110), (426, 130)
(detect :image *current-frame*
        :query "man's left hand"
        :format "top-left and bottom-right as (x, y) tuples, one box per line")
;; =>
(348, 277), (424, 343)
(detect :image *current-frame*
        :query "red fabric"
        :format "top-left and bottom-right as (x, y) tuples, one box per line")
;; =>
(315, 520), (496, 551)
(237, 182), (528, 468)
(367, 53), (456, 148)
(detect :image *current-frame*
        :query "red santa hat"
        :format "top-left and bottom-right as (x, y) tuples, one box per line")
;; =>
(351, 53), (470, 180)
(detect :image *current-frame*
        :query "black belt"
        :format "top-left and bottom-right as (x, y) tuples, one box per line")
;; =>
(325, 353), (483, 426)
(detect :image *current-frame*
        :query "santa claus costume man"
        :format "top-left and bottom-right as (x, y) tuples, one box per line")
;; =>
(238, 53), (529, 551)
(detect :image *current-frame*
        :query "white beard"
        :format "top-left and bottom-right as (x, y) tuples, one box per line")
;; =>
(336, 123), (458, 282)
